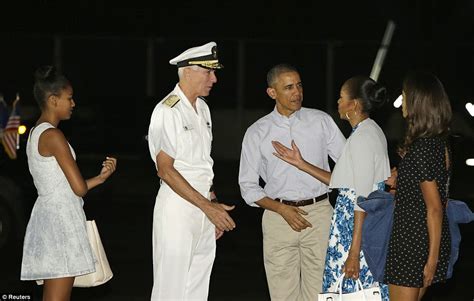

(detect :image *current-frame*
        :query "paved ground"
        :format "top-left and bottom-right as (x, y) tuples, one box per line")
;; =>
(1, 157), (473, 300)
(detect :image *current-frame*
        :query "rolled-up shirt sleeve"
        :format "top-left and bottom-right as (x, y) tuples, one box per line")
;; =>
(239, 129), (266, 207)
(148, 106), (179, 163)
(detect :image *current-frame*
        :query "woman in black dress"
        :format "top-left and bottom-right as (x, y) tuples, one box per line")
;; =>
(384, 71), (452, 300)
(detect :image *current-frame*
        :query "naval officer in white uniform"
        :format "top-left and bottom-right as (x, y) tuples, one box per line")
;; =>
(147, 41), (236, 301)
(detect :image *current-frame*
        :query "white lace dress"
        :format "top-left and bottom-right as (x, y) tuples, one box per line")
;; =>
(21, 122), (95, 281)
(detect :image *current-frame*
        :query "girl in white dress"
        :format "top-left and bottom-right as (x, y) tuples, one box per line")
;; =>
(21, 65), (117, 301)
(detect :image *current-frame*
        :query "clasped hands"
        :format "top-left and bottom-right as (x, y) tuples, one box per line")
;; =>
(203, 199), (236, 240)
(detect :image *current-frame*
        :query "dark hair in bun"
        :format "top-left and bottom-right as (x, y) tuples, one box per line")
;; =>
(343, 76), (387, 114)
(33, 65), (70, 109)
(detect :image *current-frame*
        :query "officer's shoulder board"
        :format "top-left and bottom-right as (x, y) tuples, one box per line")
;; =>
(163, 95), (180, 108)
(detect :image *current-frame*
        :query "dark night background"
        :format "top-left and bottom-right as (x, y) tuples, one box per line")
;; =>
(0, 1), (473, 300)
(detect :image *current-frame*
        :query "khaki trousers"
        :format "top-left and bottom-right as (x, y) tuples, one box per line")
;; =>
(262, 199), (333, 301)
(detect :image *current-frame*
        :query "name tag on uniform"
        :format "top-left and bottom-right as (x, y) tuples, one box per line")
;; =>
(184, 125), (194, 131)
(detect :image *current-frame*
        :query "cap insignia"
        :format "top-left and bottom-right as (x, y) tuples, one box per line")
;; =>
(212, 46), (217, 59)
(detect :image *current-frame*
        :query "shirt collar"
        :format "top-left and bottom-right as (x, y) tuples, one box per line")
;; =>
(271, 106), (302, 122)
(174, 84), (201, 111)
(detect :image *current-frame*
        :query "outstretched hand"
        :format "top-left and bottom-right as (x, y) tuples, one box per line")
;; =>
(272, 140), (305, 168)
(98, 157), (117, 182)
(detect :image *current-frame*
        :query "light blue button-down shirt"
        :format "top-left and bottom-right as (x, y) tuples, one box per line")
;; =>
(239, 106), (346, 206)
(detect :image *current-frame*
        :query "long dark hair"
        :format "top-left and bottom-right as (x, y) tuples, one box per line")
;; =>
(399, 71), (452, 154)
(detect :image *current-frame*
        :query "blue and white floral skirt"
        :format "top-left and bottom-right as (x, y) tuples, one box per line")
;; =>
(322, 184), (389, 300)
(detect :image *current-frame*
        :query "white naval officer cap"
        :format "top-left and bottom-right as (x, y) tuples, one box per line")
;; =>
(169, 41), (224, 69)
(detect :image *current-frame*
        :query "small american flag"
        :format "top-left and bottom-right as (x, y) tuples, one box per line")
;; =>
(2, 95), (20, 159)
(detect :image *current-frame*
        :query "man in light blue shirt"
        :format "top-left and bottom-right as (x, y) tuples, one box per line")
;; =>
(239, 63), (345, 300)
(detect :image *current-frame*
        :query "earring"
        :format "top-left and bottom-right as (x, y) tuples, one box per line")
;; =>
(345, 111), (351, 120)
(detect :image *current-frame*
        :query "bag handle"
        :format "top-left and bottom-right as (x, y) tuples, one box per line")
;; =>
(334, 273), (366, 301)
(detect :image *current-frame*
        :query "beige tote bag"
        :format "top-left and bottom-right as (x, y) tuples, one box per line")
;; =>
(74, 220), (113, 287)
(36, 220), (113, 287)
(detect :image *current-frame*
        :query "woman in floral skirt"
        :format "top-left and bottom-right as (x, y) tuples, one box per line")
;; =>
(272, 75), (391, 300)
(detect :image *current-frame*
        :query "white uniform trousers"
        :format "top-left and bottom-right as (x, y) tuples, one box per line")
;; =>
(151, 184), (216, 301)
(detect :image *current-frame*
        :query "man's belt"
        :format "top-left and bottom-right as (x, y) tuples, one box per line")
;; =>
(275, 193), (328, 207)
